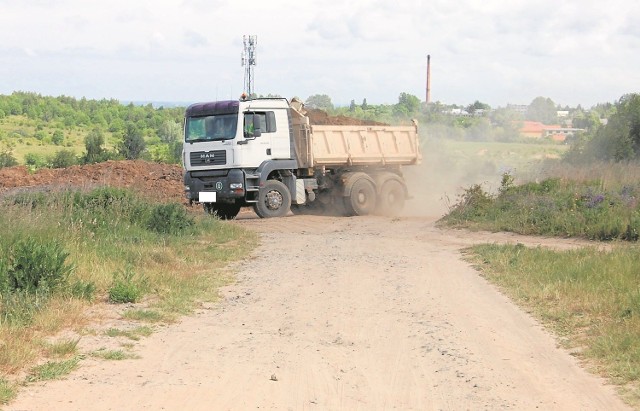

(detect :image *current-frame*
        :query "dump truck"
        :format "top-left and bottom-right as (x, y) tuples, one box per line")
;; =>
(182, 97), (421, 219)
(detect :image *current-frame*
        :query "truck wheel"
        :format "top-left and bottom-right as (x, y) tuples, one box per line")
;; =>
(204, 203), (241, 220)
(344, 178), (376, 216)
(376, 180), (406, 216)
(253, 180), (291, 218)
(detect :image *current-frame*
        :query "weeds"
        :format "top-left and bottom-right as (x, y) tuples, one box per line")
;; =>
(108, 267), (147, 304)
(25, 357), (80, 382)
(0, 186), (255, 385)
(0, 378), (16, 404)
(105, 326), (153, 341)
(441, 172), (640, 241)
(90, 349), (138, 361)
(123, 309), (166, 323)
(44, 338), (80, 358)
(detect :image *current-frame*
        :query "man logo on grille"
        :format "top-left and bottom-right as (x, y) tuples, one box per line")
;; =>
(200, 152), (215, 163)
(215, 182), (223, 191)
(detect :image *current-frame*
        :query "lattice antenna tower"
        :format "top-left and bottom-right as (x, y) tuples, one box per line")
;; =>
(241, 35), (257, 97)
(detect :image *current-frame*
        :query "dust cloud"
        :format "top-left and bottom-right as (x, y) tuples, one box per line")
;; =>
(401, 139), (505, 219)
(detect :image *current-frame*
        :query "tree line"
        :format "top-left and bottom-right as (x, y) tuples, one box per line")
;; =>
(0, 92), (184, 168)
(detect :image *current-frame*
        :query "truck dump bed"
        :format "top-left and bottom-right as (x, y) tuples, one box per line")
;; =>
(289, 106), (421, 169)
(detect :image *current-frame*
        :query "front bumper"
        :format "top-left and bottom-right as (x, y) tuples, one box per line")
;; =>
(184, 168), (246, 203)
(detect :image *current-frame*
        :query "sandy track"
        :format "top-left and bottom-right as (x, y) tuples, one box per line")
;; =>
(8, 214), (629, 410)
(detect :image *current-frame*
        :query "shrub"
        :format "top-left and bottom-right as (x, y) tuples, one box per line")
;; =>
(51, 130), (64, 146)
(0, 150), (18, 168)
(108, 268), (146, 304)
(4, 238), (73, 295)
(147, 203), (194, 235)
(51, 149), (77, 169)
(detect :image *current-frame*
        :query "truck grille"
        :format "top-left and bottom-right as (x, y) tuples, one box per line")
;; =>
(190, 150), (226, 166)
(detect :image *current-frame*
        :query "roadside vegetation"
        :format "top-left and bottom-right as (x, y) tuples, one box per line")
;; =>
(440, 93), (640, 406)
(0, 187), (256, 403)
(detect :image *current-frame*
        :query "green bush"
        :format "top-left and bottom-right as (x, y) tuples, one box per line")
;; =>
(0, 150), (18, 168)
(108, 268), (146, 304)
(147, 203), (194, 235)
(4, 238), (73, 295)
(51, 149), (77, 169)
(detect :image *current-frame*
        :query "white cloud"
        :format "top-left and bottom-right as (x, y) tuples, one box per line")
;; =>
(0, 0), (638, 107)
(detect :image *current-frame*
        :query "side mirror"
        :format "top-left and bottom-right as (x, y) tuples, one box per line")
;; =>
(242, 114), (263, 140)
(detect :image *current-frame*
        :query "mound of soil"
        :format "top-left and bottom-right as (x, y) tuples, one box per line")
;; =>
(306, 108), (388, 126)
(0, 160), (185, 203)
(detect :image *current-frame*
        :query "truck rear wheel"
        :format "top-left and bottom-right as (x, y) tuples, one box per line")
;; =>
(376, 180), (406, 216)
(344, 178), (376, 216)
(254, 180), (291, 218)
(204, 203), (241, 220)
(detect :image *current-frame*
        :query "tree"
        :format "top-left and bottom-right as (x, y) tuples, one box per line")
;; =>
(467, 100), (490, 115)
(84, 128), (107, 164)
(349, 100), (356, 112)
(396, 93), (421, 115)
(362, 98), (368, 110)
(158, 120), (182, 144)
(305, 94), (334, 111)
(119, 123), (146, 160)
(526, 97), (557, 124)
(569, 93), (640, 162)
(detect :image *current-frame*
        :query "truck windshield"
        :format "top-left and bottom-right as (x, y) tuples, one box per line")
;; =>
(185, 114), (238, 142)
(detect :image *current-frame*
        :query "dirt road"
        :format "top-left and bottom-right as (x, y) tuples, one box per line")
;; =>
(8, 214), (630, 411)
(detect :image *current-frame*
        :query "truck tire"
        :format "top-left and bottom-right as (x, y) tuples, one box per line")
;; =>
(344, 178), (376, 216)
(376, 180), (406, 216)
(253, 180), (291, 218)
(204, 203), (241, 220)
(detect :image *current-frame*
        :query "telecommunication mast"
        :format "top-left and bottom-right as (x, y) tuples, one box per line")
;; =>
(241, 35), (257, 97)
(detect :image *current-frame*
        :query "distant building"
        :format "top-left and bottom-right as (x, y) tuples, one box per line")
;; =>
(447, 108), (471, 116)
(519, 121), (583, 142)
(507, 104), (528, 114)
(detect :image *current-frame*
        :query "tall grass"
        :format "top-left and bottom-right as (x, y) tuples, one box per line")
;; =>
(0, 187), (256, 384)
(440, 171), (640, 241)
(467, 243), (640, 404)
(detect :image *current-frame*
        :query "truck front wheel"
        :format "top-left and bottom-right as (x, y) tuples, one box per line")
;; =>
(344, 178), (376, 216)
(254, 180), (291, 218)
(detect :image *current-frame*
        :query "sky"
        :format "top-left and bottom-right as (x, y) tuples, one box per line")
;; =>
(1, 0), (639, 108)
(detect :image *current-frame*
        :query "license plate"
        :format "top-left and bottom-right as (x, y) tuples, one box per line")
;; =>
(199, 191), (217, 202)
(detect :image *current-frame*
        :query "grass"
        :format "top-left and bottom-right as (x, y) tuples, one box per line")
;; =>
(105, 326), (154, 341)
(0, 378), (16, 404)
(439, 171), (640, 241)
(44, 338), (80, 358)
(0, 115), (118, 164)
(0, 187), (256, 394)
(122, 309), (166, 323)
(90, 349), (139, 361)
(25, 357), (80, 382)
(465, 243), (640, 405)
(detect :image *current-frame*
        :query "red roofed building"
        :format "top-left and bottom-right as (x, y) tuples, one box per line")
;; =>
(518, 121), (583, 142)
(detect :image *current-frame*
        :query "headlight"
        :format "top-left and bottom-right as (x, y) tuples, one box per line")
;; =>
(184, 185), (190, 191)
(230, 183), (243, 189)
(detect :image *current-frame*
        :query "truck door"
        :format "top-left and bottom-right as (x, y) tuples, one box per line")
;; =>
(243, 110), (291, 159)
